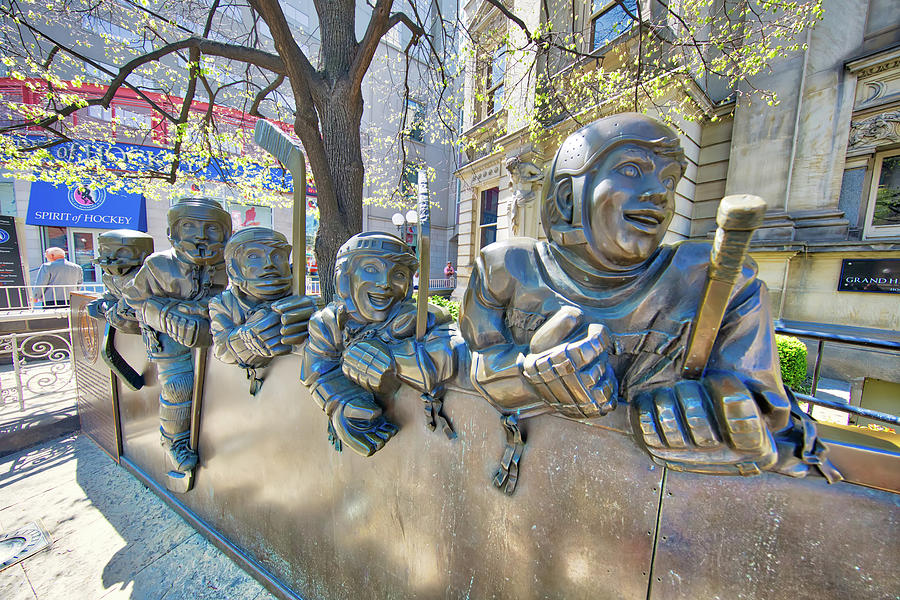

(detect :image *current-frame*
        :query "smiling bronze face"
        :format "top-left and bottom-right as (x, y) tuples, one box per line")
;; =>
(585, 143), (682, 269)
(348, 255), (412, 323)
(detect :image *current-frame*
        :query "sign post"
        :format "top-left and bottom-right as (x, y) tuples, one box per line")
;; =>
(415, 170), (431, 342)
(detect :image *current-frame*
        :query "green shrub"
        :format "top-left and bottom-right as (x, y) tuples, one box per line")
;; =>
(775, 334), (808, 391)
(411, 293), (461, 322)
(427, 295), (460, 321)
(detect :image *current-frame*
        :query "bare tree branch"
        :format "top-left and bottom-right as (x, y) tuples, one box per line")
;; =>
(249, 73), (285, 117)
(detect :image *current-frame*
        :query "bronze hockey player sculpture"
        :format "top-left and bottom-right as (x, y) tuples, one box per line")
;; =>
(124, 198), (231, 492)
(459, 113), (840, 494)
(87, 229), (154, 334)
(86, 229), (155, 390)
(209, 227), (315, 394)
(301, 232), (464, 457)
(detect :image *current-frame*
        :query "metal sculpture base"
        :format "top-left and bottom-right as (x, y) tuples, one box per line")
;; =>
(77, 323), (900, 600)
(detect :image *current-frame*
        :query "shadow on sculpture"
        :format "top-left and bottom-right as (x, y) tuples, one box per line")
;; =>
(86, 229), (154, 390)
(123, 198), (231, 493)
(209, 227), (315, 395)
(459, 113), (842, 494)
(301, 232), (464, 456)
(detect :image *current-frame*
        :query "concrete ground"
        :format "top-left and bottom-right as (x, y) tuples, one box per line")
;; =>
(0, 362), (79, 458)
(0, 434), (277, 600)
(805, 376), (852, 425)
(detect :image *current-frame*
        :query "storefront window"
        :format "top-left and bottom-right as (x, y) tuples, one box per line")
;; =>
(40, 226), (68, 254)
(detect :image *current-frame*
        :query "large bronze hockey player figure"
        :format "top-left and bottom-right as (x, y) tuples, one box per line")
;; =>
(209, 227), (315, 392)
(459, 113), (839, 493)
(301, 232), (464, 457)
(124, 198), (231, 491)
(87, 229), (154, 334)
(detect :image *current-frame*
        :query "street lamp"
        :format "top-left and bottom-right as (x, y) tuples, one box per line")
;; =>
(391, 210), (419, 239)
(391, 212), (405, 234)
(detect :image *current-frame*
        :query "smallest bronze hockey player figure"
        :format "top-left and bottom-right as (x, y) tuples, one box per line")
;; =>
(86, 229), (154, 334)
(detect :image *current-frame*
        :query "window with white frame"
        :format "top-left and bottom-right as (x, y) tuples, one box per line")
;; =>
(475, 43), (506, 123)
(227, 203), (273, 231)
(591, 0), (638, 52)
(864, 149), (900, 238)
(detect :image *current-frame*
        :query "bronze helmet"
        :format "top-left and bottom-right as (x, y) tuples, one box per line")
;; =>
(93, 229), (154, 276)
(540, 113), (686, 253)
(166, 197), (232, 265)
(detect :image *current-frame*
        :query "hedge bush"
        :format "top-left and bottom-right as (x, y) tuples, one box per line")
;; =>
(428, 295), (460, 321)
(775, 334), (808, 391)
(411, 293), (461, 322)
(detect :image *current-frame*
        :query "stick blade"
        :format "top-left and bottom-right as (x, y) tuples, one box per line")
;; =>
(253, 120), (304, 174)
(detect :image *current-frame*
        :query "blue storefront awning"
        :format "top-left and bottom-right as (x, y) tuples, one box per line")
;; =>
(26, 181), (147, 231)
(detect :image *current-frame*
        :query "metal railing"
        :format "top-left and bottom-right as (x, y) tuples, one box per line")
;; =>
(774, 320), (900, 427)
(0, 327), (74, 411)
(429, 277), (457, 291)
(0, 284), (105, 311)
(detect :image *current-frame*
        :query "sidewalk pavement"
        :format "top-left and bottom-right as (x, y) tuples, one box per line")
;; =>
(807, 376), (851, 426)
(0, 363), (79, 458)
(0, 434), (277, 600)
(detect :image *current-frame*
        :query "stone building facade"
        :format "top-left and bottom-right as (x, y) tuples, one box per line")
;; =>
(454, 0), (900, 332)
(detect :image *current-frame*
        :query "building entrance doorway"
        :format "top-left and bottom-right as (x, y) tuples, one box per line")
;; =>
(68, 229), (100, 283)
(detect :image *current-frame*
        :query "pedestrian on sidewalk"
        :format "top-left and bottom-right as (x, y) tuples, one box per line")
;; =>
(33, 247), (82, 307)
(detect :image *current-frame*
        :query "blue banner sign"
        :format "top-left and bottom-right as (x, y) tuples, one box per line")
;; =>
(27, 181), (148, 231)
(18, 136), (317, 196)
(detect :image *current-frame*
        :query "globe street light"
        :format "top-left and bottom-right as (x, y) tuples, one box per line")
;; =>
(391, 212), (406, 235)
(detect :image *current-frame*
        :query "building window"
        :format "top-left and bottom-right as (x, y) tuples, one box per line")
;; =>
(476, 43), (506, 122)
(864, 149), (900, 238)
(0, 182), (15, 217)
(479, 187), (499, 248)
(591, 0), (638, 52)
(406, 99), (425, 143)
(402, 162), (423, 201)
(40, 226), (68, 255)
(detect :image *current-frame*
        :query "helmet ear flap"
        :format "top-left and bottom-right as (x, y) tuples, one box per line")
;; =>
(226, 255), (243, 283)
(554, 176), (574, 224)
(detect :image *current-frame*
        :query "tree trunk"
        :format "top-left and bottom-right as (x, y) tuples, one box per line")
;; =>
(312, 89), (364, 303)
(299, 0), (367, 304)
